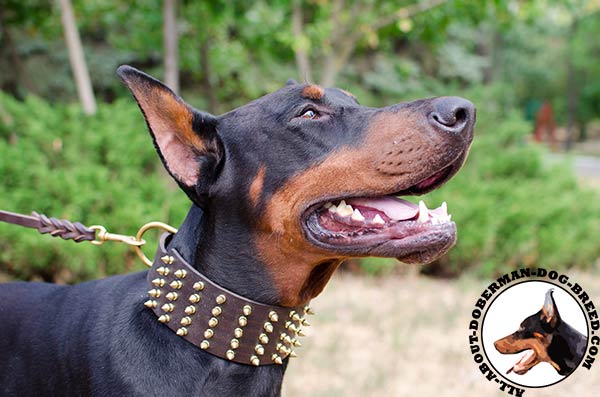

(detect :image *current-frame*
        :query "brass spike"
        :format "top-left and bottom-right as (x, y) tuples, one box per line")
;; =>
(296, 328), (306, 337)
(184, 305), (197, 315)
(200, 340), (210, 350)
(144, 300), (157, 309)
(211, 306), (222, 316)
(242, 305), (252, 316)
(161, 303), (174, 313)
(238, 316), (248, 327)
(148, 289), (161, 298)
(208, 317), (219, 328)
(281, 334), (292, 344)
(304, 306), (315, 315)
(271, 354), (283, 365)
(234, 328), (243, 338)
(255, 344), (265, 355)
(258, 333), (269, 344)
(161, 255), (174, 265)
(174, 269), (187, 279)
(289, 310), (297, 319)
(176, 327), (188, 336)
(226, 350), (235, 360)
(278, 344), (291, 355)
(250, 355), (260, 366)
(151, 278), (165, 287)
(156, 266), (169, 276)
(291, 313), (302, 322)
(230, 338), (240, 349)
(301, 318), (311, 327)
(193, 281), (205, 291)
(204, 329), (214, 339)
(169, 280), (183, 290)
(166, 292), (178, 301)
(158, 315), (170, 323)
(180, 316), (192, 326)
(189, 294), (201, 303)
(286, 322), (298, 333)
(289, 350), (298, 358)
(264, 322), (274, 333)
(215, 294), (227, 305)
(268, 311), (279, 322)
(291, 338), (302, 347)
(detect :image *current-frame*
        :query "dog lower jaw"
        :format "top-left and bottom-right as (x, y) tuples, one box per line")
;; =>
(304, 211), (457, 265)
(508, 349), (537, 375)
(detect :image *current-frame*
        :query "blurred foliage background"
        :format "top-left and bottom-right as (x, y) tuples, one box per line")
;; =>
(1, 0), (600, 282)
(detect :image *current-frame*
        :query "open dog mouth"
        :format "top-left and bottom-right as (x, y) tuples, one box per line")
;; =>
(303, 160), (461, 264)
(506, 349), (536, 375)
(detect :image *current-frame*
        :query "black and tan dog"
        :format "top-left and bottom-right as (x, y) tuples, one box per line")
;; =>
(0, 66), (474, 395)
(494, 289), (587, 377)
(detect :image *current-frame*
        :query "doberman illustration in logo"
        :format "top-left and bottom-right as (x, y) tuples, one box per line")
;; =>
(494, 289), (586, 376)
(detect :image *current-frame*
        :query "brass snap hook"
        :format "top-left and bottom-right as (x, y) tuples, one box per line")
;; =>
(133, 222), (178, 267)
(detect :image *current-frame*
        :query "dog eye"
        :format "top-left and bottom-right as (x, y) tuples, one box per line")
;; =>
(300, 109), (319, 120)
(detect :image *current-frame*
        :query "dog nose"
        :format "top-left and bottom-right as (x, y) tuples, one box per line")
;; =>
(428, 97), (475, 135)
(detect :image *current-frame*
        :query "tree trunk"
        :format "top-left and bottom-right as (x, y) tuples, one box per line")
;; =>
(59, 0), (96, 115)
(292, 0), (312, 82)
(564, 19), (579, 151)
(163, 0), (179, 94)
(200, 41), (218, 113)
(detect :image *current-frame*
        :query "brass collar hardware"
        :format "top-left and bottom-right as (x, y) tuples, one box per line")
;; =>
(146, 233), (314, 366)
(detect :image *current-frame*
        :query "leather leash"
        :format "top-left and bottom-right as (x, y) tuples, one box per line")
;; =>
(0, 209), (96, 242)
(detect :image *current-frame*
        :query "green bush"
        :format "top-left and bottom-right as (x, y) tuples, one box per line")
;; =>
(0, 93), (189, 281)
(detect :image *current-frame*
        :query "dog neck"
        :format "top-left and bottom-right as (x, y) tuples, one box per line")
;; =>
(168, 204), (284, 306)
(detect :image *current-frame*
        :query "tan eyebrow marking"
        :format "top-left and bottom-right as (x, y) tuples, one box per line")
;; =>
(301, 85), (325, 100)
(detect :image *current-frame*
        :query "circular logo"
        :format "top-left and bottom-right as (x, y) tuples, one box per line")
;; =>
(468, 268), (599, 395)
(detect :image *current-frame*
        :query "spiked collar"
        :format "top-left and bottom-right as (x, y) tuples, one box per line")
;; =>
(144, 233), (312, 366)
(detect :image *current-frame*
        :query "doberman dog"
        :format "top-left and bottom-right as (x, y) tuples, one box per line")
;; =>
(0, 66), (475, 396)
(494, 289), (587, 377)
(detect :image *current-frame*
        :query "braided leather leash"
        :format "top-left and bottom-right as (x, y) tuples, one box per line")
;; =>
(0, 209), (176, 266)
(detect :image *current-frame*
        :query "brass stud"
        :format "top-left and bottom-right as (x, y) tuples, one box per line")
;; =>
(268, 311), (279, 322)
(211, 306), (222, 316)
(250, 355), (260, 366)
(144, 300), (157, 309)
(169, 280), (183, 290)
(160, 255), (174, 265)
(285, 321), (298, 333)
(151, 278), (165, 287)
(208, 317), (219, 328)
(304, 306), (315, 315)
(193, 281), (205, 291)
(296, 328), (306, 337)
(204, 329), (214, 339)
(230, 338), (240, 349)
(242, 305), (252, 316)
(200, 340), (210, 350)
(264, 322), (274, 333)
(180, 316), (192, 326)
(215, 294), (226, 305)
(174, 269), (187, 279)
(176, 327), (188, 336)
(277, 343), (290, 355)
(184, 305), (196, 315)
(156, 266), (170, 276)
(255, 344), (265, 355)
(161, 303), (174, 313)
(238, 316), (248, 327)
(301, 318), (311, 327)
(292, 338), (302, 347)
(189, 294), (201, 303)
(166, 292), (178, 301)
(148, 289), (161, 298)
(258, 333), (269, 344)
(234, 328), (243, 338)
(289, 350), (298, 358)
(271, 354), (283, 365)
(158, 314), (170, 323)
(291, 312), (301, 322)
(280, 333), (292, 344)
(226, 350), (235, 360)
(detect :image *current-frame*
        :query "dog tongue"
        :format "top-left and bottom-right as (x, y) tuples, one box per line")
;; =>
(346, 197), (419, 220)
(508, 350), (535, 374)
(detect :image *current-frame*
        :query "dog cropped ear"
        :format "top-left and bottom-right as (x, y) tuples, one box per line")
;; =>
(540, 289), (559, 328)
(117, 65), (223, 205)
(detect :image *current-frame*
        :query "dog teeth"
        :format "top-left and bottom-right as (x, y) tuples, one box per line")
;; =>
(351, 209), (365, 221)
(417, 200), (429, 223)
(323, 202), (333, 209)
(441, 201), (448, 217)
(328, 204), (337, 213)
(372, 214), (385, 225)
(336, 202), (353, 217)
